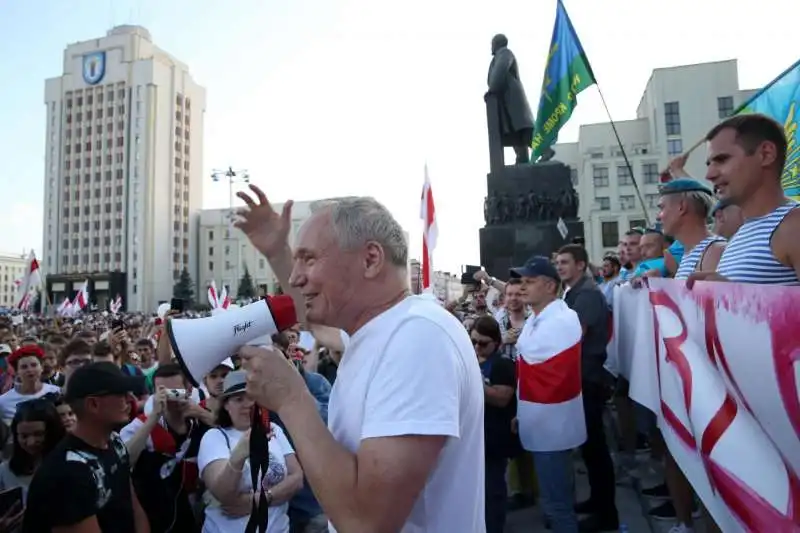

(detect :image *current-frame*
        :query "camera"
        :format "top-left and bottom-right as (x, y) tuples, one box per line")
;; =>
(166, 389), (189, 401)
(460, 265), (482, 286)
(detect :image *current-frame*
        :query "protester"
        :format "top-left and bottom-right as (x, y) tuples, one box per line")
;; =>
(198, 370), (303, 533)
(470, 315), (517, 533)
(555, 244), (618, 531)
(233, 185), (486, 532)
(22, 362), (149, 533)
(0, 346), (61, 424)
(0, 399), (66, 502)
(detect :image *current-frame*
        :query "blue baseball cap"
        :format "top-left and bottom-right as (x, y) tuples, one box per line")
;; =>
(659, 178), (713, 196)
(510, 255), (560, 282)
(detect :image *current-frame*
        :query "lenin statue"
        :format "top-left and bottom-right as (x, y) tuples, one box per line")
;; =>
(486, 34), (535, 164)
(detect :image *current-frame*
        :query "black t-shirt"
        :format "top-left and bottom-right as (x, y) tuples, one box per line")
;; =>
(480, 354), (520, 459)
(131, 419), (210, 533)
(23, 432), (135, 533)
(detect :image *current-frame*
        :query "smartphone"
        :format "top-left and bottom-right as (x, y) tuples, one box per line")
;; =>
(111, 318), (125, 331)
(0, 486), (22, 516)
(170, 298), (184, 313)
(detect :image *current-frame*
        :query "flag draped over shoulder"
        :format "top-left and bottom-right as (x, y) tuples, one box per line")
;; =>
(735, 58), (800, 200)
(515, 299), (586, 452)
(531, 0), (596, 160)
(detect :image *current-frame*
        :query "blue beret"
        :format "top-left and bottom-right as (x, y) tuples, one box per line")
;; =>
(659, 178), (713, 196)
(710, 197), (734, 216)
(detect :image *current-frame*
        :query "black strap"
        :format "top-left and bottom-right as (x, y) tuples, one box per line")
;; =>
(245, 405), (269, 533)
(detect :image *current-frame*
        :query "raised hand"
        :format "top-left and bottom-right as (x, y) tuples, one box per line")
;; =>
(235, 184), (294, 257)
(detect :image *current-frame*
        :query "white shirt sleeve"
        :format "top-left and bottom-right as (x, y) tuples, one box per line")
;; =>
(272, 425), (295, 456)
(119, 417), (144, 443)
(361, 317), (462, 440)
(197, 428), (231, 476)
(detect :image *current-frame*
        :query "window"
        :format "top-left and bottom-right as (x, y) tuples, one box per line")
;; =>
(620, 195), (636, 210)
(646, 194), (659, 208)
(208, 247), (214, 256)
(629, 219), (646, 230)
(667, 139), (683, 156)
(617, 165), (633, 186)
(717, 96), (734, 119)
(601, 221), (619, 248)
(664, 102), (681, 135)
(592, 166), (609, 188)
(209, 261), (214, 271)
(596, 196), (611, 210)
(570, 167), (578, 185)
(642, 163), (659, 184)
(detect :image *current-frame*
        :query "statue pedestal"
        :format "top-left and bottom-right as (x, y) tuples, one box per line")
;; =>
(479, 162), (585, 279)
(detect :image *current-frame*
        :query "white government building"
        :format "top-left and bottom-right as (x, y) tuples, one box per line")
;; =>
(42, 25), (206, 312)
(0, 253), (27, 309)
(556, 59), (757, 260)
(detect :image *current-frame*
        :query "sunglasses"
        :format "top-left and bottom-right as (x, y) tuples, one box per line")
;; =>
(471, 338), (491, 348)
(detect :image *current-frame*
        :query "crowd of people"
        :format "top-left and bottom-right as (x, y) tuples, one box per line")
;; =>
(0, 112), (794, 533)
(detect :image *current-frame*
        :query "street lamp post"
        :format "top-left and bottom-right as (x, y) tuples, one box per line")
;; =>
(211, 166), (250, 295)
(210, 166), (250, 227)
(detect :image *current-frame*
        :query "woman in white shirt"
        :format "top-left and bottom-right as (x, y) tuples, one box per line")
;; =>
(198, 370), (303, 533)
(0, 346), (60, 425)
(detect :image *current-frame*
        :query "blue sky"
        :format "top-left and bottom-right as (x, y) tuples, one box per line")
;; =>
(1, 0), (798, 273)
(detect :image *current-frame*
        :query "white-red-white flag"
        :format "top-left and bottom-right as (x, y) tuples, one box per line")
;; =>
(16, 251), (42, 310)
(420, 164), (438, 292)
(219, 285), (231, 309)
(109, 295), (122, 314)
(515, 299), (586, 452)
(208, 281), (220, 308)
(73, 280), (90, 310)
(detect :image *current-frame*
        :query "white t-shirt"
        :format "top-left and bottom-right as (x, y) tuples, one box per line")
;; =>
(197, 425), (294, 533)
(329, 295), (485, 533)
(0, 384), (61, 424)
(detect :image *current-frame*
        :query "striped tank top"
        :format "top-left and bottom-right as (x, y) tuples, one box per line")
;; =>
(674, 235), (726, 280)
(716, 202), (799, 285)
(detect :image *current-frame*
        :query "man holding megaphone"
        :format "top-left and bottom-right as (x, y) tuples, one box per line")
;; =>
(229, 185), (486, 533)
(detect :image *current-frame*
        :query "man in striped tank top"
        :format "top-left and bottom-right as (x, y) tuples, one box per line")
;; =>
(689, 113), (800, 286)
(652, 177), (726, 533)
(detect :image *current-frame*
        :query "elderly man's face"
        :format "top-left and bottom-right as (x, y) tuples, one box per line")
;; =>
(289, 211), (361, 326)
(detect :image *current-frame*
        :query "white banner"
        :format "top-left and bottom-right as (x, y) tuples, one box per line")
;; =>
(612, 278), (800, 531)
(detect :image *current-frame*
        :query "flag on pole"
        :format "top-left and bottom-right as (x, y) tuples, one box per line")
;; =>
(73, 280), (90, 310)
(734, 58), (800, 200)
(420, 164), (438, 292)
(531, 0), (596, 161)
(208, 281), (220, 309)
(16, 251), (41, 310)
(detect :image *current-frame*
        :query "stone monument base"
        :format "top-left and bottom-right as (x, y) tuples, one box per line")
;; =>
(479, 161), (584, 279)
(479, 220), (584, 278)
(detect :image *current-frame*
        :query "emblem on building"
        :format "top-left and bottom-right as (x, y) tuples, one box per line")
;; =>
(82, 51), (106, 85)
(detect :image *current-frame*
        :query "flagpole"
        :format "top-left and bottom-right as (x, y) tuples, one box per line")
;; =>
(594, 85), (651, 226)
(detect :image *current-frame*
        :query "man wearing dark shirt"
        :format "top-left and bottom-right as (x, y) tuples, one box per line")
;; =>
(555, 244), (618, 532)
(23, 362), (149, 533)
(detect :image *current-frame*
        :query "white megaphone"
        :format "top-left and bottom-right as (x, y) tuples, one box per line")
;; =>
(166, 295), (297, 386)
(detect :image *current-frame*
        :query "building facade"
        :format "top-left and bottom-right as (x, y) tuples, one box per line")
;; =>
(556, 60), (757, 260)
(409, 259), (464, 302)
(0, 253), (27, 309)
(197, 202), (315, 299)
(42, 25), (206, 312)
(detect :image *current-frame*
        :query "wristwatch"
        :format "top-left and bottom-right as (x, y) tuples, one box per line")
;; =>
(265, 489), (274, 506)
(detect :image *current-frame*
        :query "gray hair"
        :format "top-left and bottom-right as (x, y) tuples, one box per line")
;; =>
(310, 197), (409, 268)
(679, 191), (715, 218)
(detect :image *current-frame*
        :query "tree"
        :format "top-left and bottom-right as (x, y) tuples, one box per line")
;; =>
(173, 267), (195, 305)
(237, 266), (256, 300)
